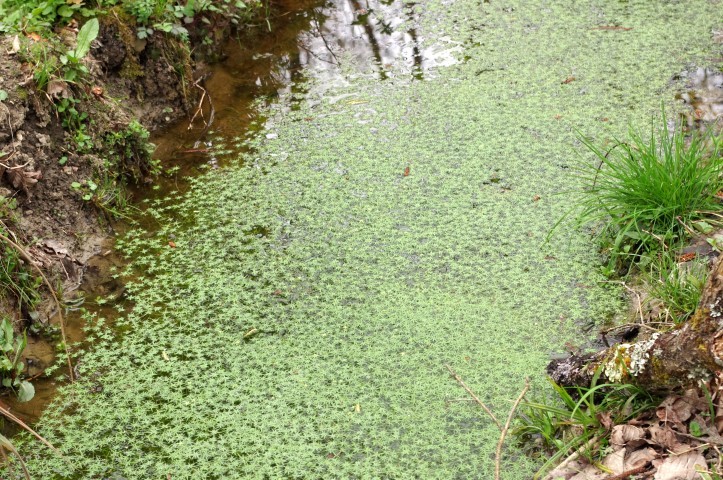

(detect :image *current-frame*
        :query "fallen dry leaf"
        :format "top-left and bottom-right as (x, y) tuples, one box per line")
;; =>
(678, 252), (697, 263)
(603, 448), (626, 474)
(649, 424), (688, 454)
(625, 448), (657, 470)
(562, 76), (576, 84)
(653, 451), (706, 480)
(6, 168), (41, 194)
(43, 240), (69, 257)
(47, 80), (71, 99)
(611, 424), (645, 446)
(657, 395), (695, 424)
(569, 463), (608, 480)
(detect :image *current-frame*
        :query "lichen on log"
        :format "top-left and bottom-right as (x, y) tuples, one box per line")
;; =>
(549, 255), (723, 392)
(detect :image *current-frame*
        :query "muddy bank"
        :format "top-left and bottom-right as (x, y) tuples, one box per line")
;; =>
(0, 2), (297, 413)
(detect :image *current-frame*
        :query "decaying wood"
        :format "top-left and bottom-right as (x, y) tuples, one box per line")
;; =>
(549, 255), (723, 392)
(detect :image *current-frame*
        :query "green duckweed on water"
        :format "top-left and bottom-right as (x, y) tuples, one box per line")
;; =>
(13, 1), (723, 478)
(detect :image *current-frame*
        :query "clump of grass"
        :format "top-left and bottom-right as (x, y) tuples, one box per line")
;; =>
(575, 109), (722, 271)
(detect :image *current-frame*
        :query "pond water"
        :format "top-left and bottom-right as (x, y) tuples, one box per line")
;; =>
(7, 1), (723, 478)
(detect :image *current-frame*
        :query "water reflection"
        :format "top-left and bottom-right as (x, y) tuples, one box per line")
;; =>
(299, 0), (434, 80)
(153, 0), (460, 167)
(677, 67), (723, 130)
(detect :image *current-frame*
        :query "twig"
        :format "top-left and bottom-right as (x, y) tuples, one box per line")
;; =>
(444, 364), (502, 430)
(600, 321), (663, 335)
(0, 435), (30, 480)
(179, 148), (209, 154)
(188, 89), (207, 129)
(312, 9), (340, 66)
(0, 232), (74, 382)
(640, 228), (669, 251)
(495, 377), (530, 480)
(620, 281), (644, 325)
(0, 159), (31, 170)
(0, 405), (60, 455)
(541, 436), (600, 480)
(676, 216), (698, 237)
(603, 462), (650, 480)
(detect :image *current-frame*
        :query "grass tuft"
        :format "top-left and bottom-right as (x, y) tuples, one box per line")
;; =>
(574, 109), (723, 270)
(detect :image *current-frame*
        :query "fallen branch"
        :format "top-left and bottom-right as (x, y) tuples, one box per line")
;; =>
(0, 231), (74, 382)
(495, 378), (530, 480)
(445, 364), (502, 430)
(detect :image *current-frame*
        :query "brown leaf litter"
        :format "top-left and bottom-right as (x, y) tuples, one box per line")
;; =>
(551, 384), (723, 479)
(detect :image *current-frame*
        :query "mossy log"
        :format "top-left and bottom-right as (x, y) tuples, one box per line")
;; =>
(548, 255), (723, 392)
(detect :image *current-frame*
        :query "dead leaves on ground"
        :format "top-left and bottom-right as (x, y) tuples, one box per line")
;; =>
(0, 163), (42, 196)
(554, 387), (723, 479)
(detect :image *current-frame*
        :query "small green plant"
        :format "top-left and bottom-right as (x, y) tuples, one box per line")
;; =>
(105, 120), (158, 181)
(59, 18), (99, 83)
(514, 378), (656, 478)
(0, 318), (34, 402)
(72, 173), (135, 219)
(698, 467), (723, 480)
(0, 0), (85, 33)
(55, 97), (94, 150)
(572, 109), (723, 271)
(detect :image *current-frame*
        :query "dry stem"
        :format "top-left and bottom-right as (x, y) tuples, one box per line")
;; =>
(0, 404), (60, 455)
(444, 364), (502, 430)
(540, 436), (600, 480)
(603, 462), (650, 480)
(0, 231), (74, 382)
(495, 378), (530, 480)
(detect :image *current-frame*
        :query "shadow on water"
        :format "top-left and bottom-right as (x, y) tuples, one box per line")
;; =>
(2, 0), (456, 432)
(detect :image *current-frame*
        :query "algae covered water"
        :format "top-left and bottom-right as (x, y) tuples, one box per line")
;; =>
(15, 1), (723, 478)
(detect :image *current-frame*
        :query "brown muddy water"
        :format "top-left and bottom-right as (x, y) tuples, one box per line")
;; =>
(2, 0), (451, 433)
